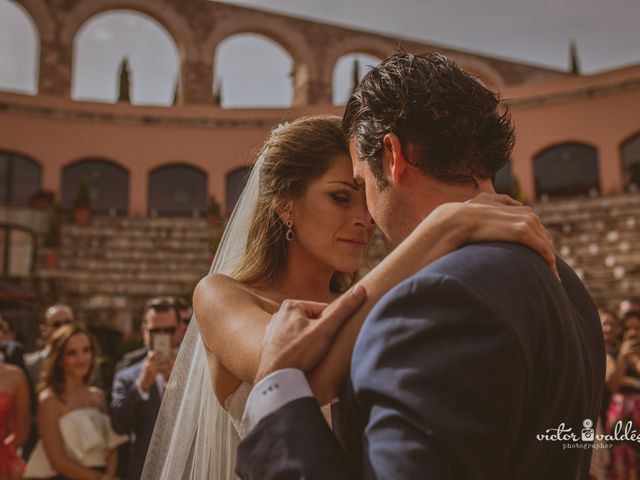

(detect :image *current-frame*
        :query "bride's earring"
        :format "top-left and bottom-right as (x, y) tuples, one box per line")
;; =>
(285, 219), (295, 241)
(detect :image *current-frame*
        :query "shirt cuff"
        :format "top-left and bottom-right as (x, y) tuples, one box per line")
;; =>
(241, 369), (313, 436)
(136, 381), (150, 401)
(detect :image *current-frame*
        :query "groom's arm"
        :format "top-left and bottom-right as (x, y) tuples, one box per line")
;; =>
(353, 272), (528, 479)
(236, 290), (367, 480)
(237, 369), (351, 480)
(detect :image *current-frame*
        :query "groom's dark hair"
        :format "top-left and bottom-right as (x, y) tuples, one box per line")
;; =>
(342, 52), (514, 189)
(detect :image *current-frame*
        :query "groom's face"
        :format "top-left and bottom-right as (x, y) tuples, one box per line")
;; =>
(349, 139), (396, 244)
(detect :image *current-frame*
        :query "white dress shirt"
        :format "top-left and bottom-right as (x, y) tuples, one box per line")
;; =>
(241, 368), (313, 436)
(136, 374), (167, 401)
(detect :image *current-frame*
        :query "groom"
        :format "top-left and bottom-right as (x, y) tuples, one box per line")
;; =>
(236, 53), (605, 479)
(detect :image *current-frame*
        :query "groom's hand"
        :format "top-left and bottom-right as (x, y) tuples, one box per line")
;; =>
(254, 285), (367, 384)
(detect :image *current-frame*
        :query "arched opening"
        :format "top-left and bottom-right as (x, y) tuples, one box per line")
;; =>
(332, 53), (382, 105)
(534, 143), (600, 199)
(0, 225), (36, 277)
(0, 0), (39, 94)
(622, 133), (640, 191)
(0, 151), (42, 206)
(72, 10), (179, 106)
(148, 164), (207, 216)
(61, 158), (129, 213)
(214, 34), (293, 108)
(225, 166), (252, 214)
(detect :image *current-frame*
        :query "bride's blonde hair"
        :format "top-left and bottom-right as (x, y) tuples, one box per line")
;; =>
(233, 115), (355, 293)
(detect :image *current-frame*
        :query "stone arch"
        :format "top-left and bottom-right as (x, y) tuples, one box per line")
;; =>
(214, 33), (294, 108)
(0, 150), (42, 206)
(71, 9), (180, 105)
(323, 38), (394, 103)
(60, 0), (196, 62)
(447, 54), (506, 90)
(225, 166), (252, 214)
(204, 20), (316, 106)
(11, 0), (54, 42)
(621, 131), (640, 190)
(61, 157), (130, 213)
(331, 52), (383, 105)
(148, 163), (207, 216)
(0, 0), (41, 94)
(533, 142), (600, 199)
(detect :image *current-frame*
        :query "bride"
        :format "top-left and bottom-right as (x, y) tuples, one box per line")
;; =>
(142, 115), (555, 479)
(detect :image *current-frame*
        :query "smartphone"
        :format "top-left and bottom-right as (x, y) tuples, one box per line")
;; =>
(152, 332), (171, 358)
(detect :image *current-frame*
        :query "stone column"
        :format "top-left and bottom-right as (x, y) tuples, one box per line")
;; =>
(182, 60), (214, 105)
(39, 40), (72, 97)
(292, 62), (332, 106)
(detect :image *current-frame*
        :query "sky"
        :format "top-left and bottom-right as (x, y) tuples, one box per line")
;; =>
(0, 0), (638, 107)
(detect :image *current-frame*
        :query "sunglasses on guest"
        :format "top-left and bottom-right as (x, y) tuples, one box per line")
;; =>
(148, 326), (177, 335)
(51, 319), (73, 329)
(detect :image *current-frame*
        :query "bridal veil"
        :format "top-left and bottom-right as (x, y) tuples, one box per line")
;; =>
(141, 137), (271, 479)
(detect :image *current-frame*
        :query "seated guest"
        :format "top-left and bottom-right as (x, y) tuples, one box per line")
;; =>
(24, 324), (127, 480)
(0, 359), (30, 480)
(110, 297), (182, 480)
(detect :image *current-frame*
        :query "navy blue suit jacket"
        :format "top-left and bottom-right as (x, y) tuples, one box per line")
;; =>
(110, 359), (162, 480)
(236, 243), (605, 480)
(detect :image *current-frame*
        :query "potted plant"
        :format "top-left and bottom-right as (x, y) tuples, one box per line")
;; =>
(43, 202), (62, 268)
(29, 190), (55, 209)
(207, 195), (223, 228)
(73, 180), (91, 225)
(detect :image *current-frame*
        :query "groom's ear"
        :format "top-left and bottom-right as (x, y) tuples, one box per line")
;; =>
(382, 133), (409, 184)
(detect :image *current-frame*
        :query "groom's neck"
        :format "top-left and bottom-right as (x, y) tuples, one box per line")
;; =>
(407, 177), (496, 233)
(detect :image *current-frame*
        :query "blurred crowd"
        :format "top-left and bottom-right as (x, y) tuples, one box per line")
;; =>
(591, 298), (640, 479)
(3, 296), (640, 479)
(0, 297), (191, 480)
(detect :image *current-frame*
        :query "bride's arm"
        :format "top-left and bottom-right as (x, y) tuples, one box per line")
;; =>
(308, 196), (556, 405)
(194, 274), (272, 386)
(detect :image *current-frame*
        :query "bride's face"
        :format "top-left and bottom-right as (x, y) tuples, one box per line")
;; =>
(290, 154), (375, 274)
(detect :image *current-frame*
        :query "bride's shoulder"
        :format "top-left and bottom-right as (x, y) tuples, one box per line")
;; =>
(195, 273), (255, 303)
(194, 274), (266, 322)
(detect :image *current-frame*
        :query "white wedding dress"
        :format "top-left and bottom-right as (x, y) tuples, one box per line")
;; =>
(224, 382), (253, 439)
(25, 407), (128, 478)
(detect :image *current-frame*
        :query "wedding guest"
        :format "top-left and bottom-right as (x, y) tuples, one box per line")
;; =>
(0, 315), (27, 370)
(0, 314), (17, 343)
(110, 297), (181, 480)
(24, 304), (75, 389)
(590, 308), (619, 479)
(24, 324), (126, 480)
(0, 359), (30, 480)
(113, 297), (180, 373)
(605, 309), (640, 479)
(617, 298), (640, 324)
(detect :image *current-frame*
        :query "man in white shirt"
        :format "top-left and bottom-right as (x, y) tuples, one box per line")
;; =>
(235, 52), (604, 480)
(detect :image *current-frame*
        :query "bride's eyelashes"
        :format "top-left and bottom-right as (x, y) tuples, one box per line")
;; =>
(330, 192), (351, 205)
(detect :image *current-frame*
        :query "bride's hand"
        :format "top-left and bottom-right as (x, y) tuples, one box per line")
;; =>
(423, 192), (559, 279)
